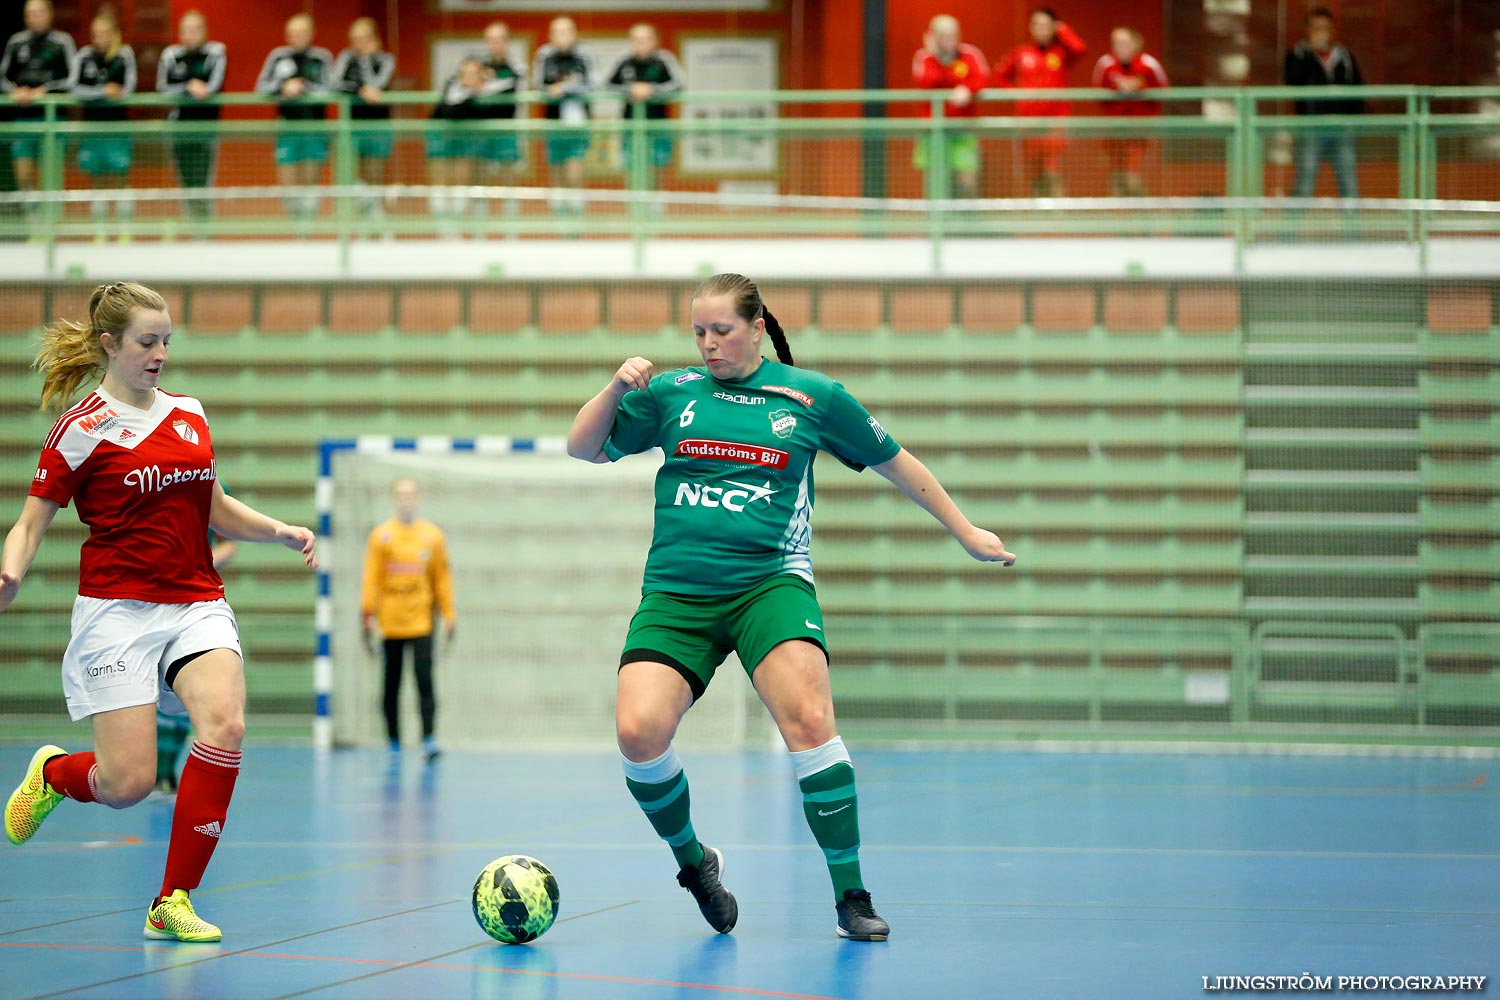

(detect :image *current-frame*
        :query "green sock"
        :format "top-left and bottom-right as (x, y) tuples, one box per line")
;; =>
(799, 762), (864, 900)
(626, 770), (705, 870)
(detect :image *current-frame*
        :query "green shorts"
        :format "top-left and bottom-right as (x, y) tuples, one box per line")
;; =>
(477, 135), (522, 164)
(913, 132), (980, 174)
(620, 574), (827, 701)
(355, 133), (393, 160)
(426, 131), (475, 160)
(79, 137), (132, 175)
(622, 132), (674, 169)
(275, 134), (328, 166)
(546, 130), (589, 165)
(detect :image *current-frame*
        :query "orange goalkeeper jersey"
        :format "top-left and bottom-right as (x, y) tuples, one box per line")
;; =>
(361, 518), (455, 639)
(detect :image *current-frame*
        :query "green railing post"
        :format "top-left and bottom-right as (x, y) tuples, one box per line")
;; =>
(333, 99), (355, 270)
(629, 109), (649, 269)
(1401, 92), (1418, 244)
(1230, 622), (1252, 725)
(39, 101), (63, 262)
(1229, 91), (1255, 270)
(1417, 91), (1434, 264)
(925, 95), (948, 272)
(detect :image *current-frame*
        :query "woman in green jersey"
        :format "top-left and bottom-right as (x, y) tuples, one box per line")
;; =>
(567, 272), (1015, 941)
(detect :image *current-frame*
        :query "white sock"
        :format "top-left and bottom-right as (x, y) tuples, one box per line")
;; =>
(621, 745), (684, 784)
(788, 735), (852, 781)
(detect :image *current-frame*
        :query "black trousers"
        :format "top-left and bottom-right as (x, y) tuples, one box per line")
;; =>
(382, 634), (435, 743)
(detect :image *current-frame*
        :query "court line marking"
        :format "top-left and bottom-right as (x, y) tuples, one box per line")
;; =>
(0, 905), (145, 939)
(0, 845), (471, 940)
(29, 840), (1487, 861)
(1, 935), (848, 1000)
(18, 897), (462, 1000)
(264, 900), (640, 1000)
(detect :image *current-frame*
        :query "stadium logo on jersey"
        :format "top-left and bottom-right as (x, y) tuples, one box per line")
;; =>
(867, 416), (888, 443)
(173, 419), (200, 445)
(79, 408), (121, 435)
(674, 479), (777, 512)
(713, 391), (765, 406)
(770, 409), (797, 439)
(676, 439), (789, 469)
(123, 461), (217, 494)
(675, 372), (706, 385)
(763, 385), (814, 408)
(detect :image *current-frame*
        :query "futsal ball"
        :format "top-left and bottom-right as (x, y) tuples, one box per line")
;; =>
(471, 855), (560, 944)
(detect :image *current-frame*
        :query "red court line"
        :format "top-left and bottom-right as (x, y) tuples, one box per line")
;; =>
(0, 942), (847, 1000)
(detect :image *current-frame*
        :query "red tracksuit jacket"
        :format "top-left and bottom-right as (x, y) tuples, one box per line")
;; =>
(993, 23), (1087, 116)
(912, 43), (990, 118)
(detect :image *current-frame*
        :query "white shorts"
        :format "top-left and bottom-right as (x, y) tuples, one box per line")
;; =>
(61, 597), (242, 722)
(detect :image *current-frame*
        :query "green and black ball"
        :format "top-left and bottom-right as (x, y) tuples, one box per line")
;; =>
(471, 855), (560, 944)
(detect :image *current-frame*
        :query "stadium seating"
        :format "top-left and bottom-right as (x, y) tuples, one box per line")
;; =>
(1, 278), (1494, 729)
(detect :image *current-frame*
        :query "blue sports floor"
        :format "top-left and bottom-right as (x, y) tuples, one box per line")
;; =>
(0, 745), (1496, 999)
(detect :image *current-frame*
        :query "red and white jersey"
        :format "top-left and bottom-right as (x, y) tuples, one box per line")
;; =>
(1092, 53), (1169, 116)
(30, 386), (224, 603)
(912, 44), (990, 118)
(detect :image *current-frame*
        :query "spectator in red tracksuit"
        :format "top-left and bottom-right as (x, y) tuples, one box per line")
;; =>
(993, 7), (1086, 196)
(1093, 27), (1169, 196)
(912, 14), (989, 200)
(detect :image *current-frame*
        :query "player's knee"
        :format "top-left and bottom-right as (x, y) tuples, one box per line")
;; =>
(615, 705), (673, 759)
(779, 701), (836, 750)
(195, 706), (246, 751)
(98, 762), (155, 807)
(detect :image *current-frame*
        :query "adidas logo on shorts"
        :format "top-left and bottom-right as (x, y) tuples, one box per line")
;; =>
(193, 820), (222, 839)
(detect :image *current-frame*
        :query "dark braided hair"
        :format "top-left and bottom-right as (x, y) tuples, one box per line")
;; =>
(693, 272), (794, 367)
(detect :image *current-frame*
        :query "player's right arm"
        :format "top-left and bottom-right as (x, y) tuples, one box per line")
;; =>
(0, 34), (19, 93)
(0, 497), (61, 613)
(255, 48), (284, 96)
(566, 356), (653, 463)
(361, 528), (384, 650)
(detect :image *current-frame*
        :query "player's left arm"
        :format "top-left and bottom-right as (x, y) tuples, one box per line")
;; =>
(1054, 22), (1087, 61)
(1143, 54), (1169, 89)
(871, 449), (1016, 566)
(431, 530), (456, 640)
(208, 479), (317, 566)
(654, 50), (685, 97)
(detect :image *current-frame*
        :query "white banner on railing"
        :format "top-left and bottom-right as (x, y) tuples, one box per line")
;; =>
(680, 37), (778, 174)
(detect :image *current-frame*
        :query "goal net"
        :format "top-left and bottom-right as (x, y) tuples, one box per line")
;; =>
(322, 438), (776, 750)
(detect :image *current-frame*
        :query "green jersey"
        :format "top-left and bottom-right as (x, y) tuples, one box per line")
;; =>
(603, 358), (900, 595)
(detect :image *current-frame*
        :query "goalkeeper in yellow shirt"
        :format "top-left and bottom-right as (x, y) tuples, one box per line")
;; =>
(361, 477), (456, 760)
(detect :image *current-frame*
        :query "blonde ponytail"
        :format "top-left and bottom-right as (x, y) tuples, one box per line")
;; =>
(35, 282), (168, 411)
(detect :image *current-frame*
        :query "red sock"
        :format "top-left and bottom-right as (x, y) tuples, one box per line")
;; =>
(160, 742), (240, 899)
(42, 752), (98, 803)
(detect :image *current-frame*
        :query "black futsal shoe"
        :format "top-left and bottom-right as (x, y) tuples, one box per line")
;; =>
(835, 888), (890, 941)
(676, 845), (738, 934)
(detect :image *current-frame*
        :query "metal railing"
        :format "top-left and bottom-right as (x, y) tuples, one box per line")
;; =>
(2, 85), (1498, 263)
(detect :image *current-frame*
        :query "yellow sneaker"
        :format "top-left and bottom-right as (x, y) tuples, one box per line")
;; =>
(5, 745), (66, 845)
(144, 890), (222, 942)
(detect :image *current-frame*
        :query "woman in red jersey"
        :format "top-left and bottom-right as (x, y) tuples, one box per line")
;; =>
(993, 7), (1086, 196)
(1, 282), (317, 943)
(1093, 27), (1170, 196)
